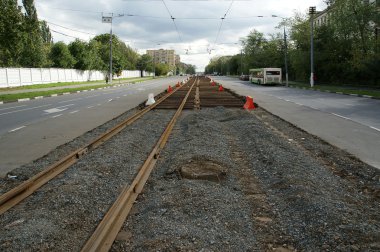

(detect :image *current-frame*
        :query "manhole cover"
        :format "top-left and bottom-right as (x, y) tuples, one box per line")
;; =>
(179, 158), (227, 182)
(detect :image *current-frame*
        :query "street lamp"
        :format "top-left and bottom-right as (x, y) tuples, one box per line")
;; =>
(309, 6), (317, 87)
(102, 13), (124, 84)
(272, 15), (289, 87)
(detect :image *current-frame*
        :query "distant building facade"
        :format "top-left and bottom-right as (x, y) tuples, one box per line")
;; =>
(314, 0), (379, 27)
(146, 49), (176, 68)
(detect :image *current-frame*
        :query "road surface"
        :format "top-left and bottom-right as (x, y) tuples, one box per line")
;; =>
(0, 77), (185, 177)
(213, 76), (380, 169)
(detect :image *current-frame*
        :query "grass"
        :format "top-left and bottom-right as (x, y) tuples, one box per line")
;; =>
(0, 77), (155, 102)
(0, 84), (110, 102)
(0, 77), (153, 92)
(288, 81), (380, 99)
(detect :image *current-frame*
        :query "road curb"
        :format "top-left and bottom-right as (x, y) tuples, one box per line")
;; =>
(288, 85), (378, 100)
(0, 82), (137, 105)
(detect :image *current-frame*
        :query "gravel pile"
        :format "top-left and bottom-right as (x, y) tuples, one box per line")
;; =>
(1, 103), (379, 251)
(113, 107), (379, 251)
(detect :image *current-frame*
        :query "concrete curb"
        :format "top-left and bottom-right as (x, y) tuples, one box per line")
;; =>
(0, 82), (136, 105)
(289, 85), (378, 100)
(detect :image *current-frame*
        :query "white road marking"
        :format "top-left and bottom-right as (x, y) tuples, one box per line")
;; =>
(18, 98), (30, 102)
(87, 106), (95, 109)
(0, 105), (27, 111)
(294, 102), (303, 106)
(9, 126), (26, 132)
(51, 114), (63, 118)
(69, 110), (79, 114)
(35, 96), (43, 99)
(0, 104), (52, 116)
(44, 108), (67, 114)
(370, 126), (380, 132)
(332, 113), (351, 120)
(123, 94), (127, 97)
(86, 95), (99, 98)
(58, 98), (83, 103)
(116, 97), (120, 99)
(51, 94), (58, 97)
(108, 99), (113, 102)
(97, 103), (102, 106)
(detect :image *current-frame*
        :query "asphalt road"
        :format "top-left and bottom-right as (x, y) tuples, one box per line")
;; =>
(213, 76), (380, 169)
(0, 77), (185, 177)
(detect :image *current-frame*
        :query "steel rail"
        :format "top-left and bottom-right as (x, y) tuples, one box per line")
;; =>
(81, 77), (197, 252)
(0, 81), (185, 215)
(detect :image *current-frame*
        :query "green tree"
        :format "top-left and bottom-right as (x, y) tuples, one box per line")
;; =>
(137, 54), (153, 72)
(154, 63), (169, 76)
(0, 0), (24, 66)
(50, 41), (75, 68)
(19, 0), (48, 67)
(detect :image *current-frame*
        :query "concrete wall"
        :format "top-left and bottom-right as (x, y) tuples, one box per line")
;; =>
(0, 68), (149, 88)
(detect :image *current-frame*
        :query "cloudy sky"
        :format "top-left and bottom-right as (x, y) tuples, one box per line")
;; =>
(32, 0), (327, 71)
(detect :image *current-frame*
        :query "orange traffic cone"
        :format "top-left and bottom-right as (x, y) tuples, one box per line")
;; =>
(243, 96), (255, 110)
(211, 81), (216, 86)
(218, 85), (224, 91)
(176, 82), (180, 87)
(167, 85), (173, 93)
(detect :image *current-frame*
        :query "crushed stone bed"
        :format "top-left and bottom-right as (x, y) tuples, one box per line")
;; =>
(0, 106), (379, 251)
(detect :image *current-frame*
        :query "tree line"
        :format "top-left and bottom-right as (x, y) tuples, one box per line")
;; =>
(206, 0), (379, 86)
(0, 0), (196, 77)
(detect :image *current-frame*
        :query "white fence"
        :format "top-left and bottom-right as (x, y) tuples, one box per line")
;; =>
(0, 68), (150, 88)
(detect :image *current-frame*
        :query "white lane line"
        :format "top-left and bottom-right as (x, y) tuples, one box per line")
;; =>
(58, 98), (83, 103)
(18, 98), (30, 102)
(97, 104), (102, 106)
(87, 106), (95, 109)
(51, 114), (63, 118)
(332, 113), (351, 120)
(0, 104), (52, 116)
(123, 94), (127, 97)
(370, 126), (380, 132)
(285, 99), (291, 102)
(69, 110), (79, 114)
(108, 99), (113, 102)
(116, 97), (120, 99)
(0, 104), (27, 111)
(51, 94), (58, 97)
(294, 102), (303, 106)
(35, 96), (43, 99)
(9, 126), (26, 132)
(86, 95), (99, 98)
(56, 104), (75, 109)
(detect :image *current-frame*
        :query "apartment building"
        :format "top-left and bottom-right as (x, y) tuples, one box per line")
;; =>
(314, 0), (379, 27)
(146, 49), (176, 68)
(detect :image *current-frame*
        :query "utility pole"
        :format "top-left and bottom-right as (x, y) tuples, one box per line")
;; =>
(309, 6), (316, 87)
(272, 15), (289, 87)
(283, 25), (289, 87)
(240, 49), (243, 75)
(102, 13), (124, 84)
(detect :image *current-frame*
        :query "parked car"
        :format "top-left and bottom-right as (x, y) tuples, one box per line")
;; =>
(239, 75), (250, 81)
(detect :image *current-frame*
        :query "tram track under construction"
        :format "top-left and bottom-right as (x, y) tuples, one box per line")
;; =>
(0, 77), (379, 251)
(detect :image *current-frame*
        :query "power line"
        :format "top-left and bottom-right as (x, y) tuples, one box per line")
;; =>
(161, 0), (183, 43)
(210, 0), (235, 53)
(50, 29), (85, 40)
(45, 21), (97, 36)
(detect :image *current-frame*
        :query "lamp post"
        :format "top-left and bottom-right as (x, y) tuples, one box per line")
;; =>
(102, 13), (124, 84)
(272, 15), (289, 87)
(309, 6), (316, 87)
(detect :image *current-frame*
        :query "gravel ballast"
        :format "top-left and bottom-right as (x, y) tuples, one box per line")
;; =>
(0, 103), (379, 251)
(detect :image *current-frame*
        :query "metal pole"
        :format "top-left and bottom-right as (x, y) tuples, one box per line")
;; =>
(109, 16), (113, 84)
(240, 49), (243, 75)
(310, 7), (315, 87)
(284, 25), (289, 87)
(153, 54), (155, 79)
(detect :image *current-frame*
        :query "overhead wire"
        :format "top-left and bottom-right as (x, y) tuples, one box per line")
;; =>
(210, 0), (235, 54)
(161, 0), (183, 43)
(45, 21), (97, 36)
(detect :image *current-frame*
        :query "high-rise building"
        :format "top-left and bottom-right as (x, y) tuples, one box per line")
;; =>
(146, 49), (176, 68)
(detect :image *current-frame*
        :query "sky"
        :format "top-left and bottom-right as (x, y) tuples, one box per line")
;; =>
(31, 0), (327, 71)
